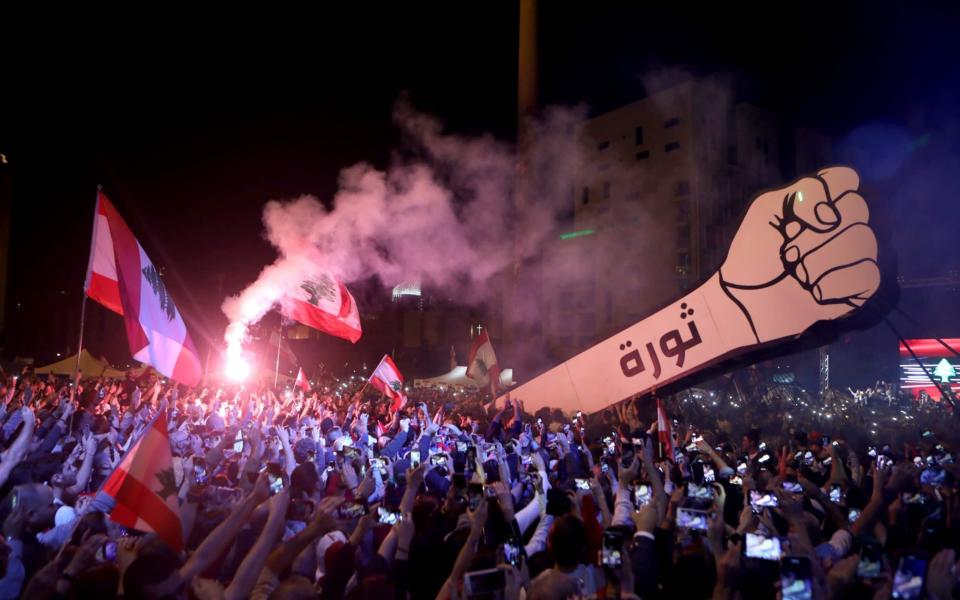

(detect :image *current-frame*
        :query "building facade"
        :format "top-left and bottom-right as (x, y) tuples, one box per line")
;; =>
(539, 80), (832, 361)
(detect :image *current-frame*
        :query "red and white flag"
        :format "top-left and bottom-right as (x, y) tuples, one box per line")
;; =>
(369, 354), (406, 412)
(466, 331), (500, 389)
(283, 273), (361, 343)
(656, 397), (673, 458)
(84, 191), (202, 386)
(103, 411), (183, 552)
(295, 368), (310, 392)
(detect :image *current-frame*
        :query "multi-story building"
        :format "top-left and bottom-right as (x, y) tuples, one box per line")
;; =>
(538, 79), (832, 361)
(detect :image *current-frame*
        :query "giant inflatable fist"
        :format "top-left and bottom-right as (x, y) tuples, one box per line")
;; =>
(502, 167), (880, 414)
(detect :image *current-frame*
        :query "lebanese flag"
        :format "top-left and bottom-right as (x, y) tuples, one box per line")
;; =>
(656, 397), (673, 459)
(466, 331), (500, 389)
(295, 368), (310, 392)
(369, 354), (406, 412)
(102, 411), (183, 552)
(84, 191), (202, 386)
(283, 273), (361, 343)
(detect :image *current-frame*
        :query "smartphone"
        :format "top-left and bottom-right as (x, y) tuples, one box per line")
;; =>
(575, 478), (592, 491)
(857, 540), (884, 579)
(676, 507), (710, 532)
(266, 463), (284, 496)
(847, 508), (861, 524)
(467, 483), (484, 510)
(749, 490), (779, 513)
(603, 436), (616, 456)
(483, 484), (498, 499)
(410, 449), (421, 469)
(233, 430), (244, 453)
(98, 540), (118, 563)
(829, 484), (845, 504)
(456, 441), (468, 453)
(370, 457), (386, 472)
(691, 461), (705, 484)
(336, 501), (368, 519)
(522, 454), (533, 466)
(463, 567), (507, 597)
(632, 482), (652, 509)
(744, 532), (782, 561)
(703, 464), (716, 483)
(193, 458), (208, 486)
(601, 529), (625, 567)
(782, 480), (804, 494)
(892, 552), (927, 600)
(377, 506), (401, 525)
(877, 455), (893, 470)
(729, 475), (743, 486)
(780, 556), (813, 600)
(687, 483), (715, 501)
(503, 540), (523, 568)
(430, 454), (447, 467)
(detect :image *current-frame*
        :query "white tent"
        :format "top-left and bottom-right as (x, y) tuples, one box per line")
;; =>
(413, 366), (515, 389)
(34, 349), (140, 379)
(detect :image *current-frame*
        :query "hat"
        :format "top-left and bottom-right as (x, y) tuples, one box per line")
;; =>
(315, 531), (348, 577)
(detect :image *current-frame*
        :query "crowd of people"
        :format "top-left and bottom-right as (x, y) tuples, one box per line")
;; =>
(0, 366), (957, 600)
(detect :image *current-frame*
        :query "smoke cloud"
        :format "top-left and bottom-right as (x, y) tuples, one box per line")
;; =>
(221, 100), (594, 363)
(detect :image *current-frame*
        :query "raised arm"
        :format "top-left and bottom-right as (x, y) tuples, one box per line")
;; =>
(435, 499), (488, 600)
(64, 433), (97, 496)
(0, 408), (35, 488)
(225, 489), (289, 600)
(179, 474), (269, 581)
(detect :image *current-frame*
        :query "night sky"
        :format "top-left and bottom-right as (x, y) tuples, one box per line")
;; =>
(2, 3), (959, 376)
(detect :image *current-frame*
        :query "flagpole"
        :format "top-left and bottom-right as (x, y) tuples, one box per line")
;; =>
(274, 321), (283, 389)
(69, 186), (101, 424)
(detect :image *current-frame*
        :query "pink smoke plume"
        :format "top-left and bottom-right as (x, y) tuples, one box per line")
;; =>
(221, 102), (590, 366)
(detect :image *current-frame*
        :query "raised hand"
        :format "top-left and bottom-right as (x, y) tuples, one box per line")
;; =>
(720, 166), (879, 343)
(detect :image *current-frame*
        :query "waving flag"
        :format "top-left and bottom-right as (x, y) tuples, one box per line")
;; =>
(103, 411), (183, 551)
(84, 191), (202, 385)
(656, 397), (673, 459)
(295, 367), (310, 392)
(466, 331), (500, 389)
(283, 273), (361, 343)
(369, 354), (406, 412)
